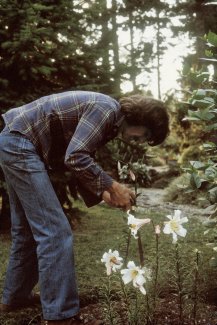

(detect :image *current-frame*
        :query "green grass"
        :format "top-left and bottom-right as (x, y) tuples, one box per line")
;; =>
(0, 234), (10, 291)
(0, 200), (217, 324)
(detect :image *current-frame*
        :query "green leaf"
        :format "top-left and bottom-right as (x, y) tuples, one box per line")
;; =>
(193, 89), (206, 99)
(203, 142), (217, 149)
(205, 166), (217, 179)
(190, 173), (202, 189)
(190, 161), (205, 169)
(189, 72), (210, 84)
(208, 187), (217, 203)
(206, 89), (217, 96)
(188, 108), (215, 121)
(205, 49), (214, 57)
(207, 31), (217, 47)
(206, 124), (217, 131)
(191, 97), (215, 109)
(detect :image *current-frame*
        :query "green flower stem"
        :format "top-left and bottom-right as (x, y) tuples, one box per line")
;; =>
(137, 231), (145, 267)
(124, 230), (131, 266)
(119, 273), (133, 323)
(105, 275), (116, 325)
(146, 293), (151, 325)
(147, 220), (160, 325)
(151, 221), (159, 311)
(192, 250), (200, 325)
(175, 243), (184, 325)
(133, 291), (139, 325)
(154, 231), (159, 304)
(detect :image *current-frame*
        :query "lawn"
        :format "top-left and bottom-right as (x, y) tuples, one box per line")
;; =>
(0, 200), (217, 324)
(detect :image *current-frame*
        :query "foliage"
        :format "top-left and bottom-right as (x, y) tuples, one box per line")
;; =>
(96, 137), (151, 186)
(163, 173), (209, 207)
(0, 0), (118, 110)
(171, 0), (217, 58)
(181, 30), (217, 267)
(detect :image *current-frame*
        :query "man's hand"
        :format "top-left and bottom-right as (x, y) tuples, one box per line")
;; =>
(102, 191), (113, 207)
(103, 181), (136, 211)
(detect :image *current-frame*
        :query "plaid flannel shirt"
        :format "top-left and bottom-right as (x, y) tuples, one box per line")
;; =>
(2, 91), (124, 206)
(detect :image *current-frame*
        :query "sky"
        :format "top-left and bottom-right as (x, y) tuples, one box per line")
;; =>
(119, 19), (195, 99)
(108, 0), (198, 99)
(146, 33), (194, 98)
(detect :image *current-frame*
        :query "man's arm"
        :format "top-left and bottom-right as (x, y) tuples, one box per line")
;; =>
(64, 101), (135, 209)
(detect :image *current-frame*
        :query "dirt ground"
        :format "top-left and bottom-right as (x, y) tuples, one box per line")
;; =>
(136, 187), (210, 220)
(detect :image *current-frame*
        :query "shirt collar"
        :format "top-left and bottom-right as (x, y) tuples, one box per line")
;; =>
(106, 111), (125, 142)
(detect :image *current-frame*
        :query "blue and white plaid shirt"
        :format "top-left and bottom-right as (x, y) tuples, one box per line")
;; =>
(2, 91), (124, 206)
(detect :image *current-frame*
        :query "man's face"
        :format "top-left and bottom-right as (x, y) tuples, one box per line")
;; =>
(121, 124), (151, 144)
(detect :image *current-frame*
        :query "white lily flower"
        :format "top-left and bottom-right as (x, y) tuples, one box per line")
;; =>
(101, 249), (123, 276)
(127, 211), (151, 239)
(129, 169), (136, 181)
(121, 261), (151, 295)
(163, 210), (188, 244)
(117, 161), (128, 180)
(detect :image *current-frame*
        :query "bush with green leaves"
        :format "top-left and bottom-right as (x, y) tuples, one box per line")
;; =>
(96, 137), (151, 186)
(182, 31), (217, 267)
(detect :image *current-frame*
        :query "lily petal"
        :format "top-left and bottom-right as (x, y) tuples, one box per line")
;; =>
(163, 223), (171, 234)
(127, 261), (136, 269)
(176, 226), (187, 237)
(134, 274), (146, 286)
(172, 232), (178, 243)
(139, 286), (146, 295)
(179, 217), (188, 224)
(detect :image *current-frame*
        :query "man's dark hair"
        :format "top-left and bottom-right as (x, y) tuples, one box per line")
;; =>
(119, 94), (169, 146)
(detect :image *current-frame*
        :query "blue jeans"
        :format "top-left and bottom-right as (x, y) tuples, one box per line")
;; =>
(0, 127), (79, 320)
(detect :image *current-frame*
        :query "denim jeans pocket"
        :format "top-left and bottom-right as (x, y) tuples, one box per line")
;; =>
(0, 133), (38, 167)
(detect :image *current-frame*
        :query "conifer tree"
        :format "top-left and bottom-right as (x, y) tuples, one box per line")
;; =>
(0, 0), (108, 112)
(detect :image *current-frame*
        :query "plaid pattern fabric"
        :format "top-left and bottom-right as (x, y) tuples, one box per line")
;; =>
(2, 91), (124, 202)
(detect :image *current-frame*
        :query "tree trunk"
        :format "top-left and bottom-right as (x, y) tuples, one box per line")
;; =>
(156, 9), (161, 100)
(129, 10), (136, 91)
(111, 0), (121, 95)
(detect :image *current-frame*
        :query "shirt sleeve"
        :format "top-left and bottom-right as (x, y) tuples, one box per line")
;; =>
(64, 101), (117, 202)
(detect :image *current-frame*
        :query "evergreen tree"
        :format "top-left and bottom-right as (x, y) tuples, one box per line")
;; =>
(171, 0), (217, 59)
(0, 0), (111, 112)
(0, 0), (93, 229)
